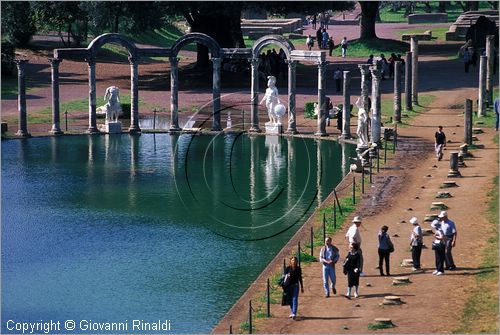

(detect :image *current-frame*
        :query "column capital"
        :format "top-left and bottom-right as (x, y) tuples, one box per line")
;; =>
(85, 57), (96, 66)
(14, 59), (28, 68)
(317, 60), (327, 68)
(285, 59), (297, 66)
(48, 58), (62, 67)
(248, 57), (260, 66)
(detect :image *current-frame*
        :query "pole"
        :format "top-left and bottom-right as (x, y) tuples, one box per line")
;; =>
(352, 176), (356, 205)
(333, 189), (343, 215)
(298, 241), (301, 266)
(283, 258), (286, 273)
(361, 168), (365, 194)
(376, 145), (380, 172)
(248, 301), (252, 334)
(369, 158), (373, 184)
(65, 110), (68, 131)
(322, 213), (326, 242)
(333, 201), (337, 230)
(153, 109), (156, 130)
(310, 226), (314, 256)
(266, 278), (271, 317)
(242, 109), (245, 130)
(384, 138), (387, 163)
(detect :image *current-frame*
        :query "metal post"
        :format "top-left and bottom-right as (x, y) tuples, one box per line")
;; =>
(333, 189), (343, 215)
(361, 168), (365, 193)
(229, 324), (233, 334)
(266, 278), (271, 317)
(333, 201), (337, 230)
(248, 301), (252, 334)
(65, 110), (68, 131)
(153, 109), (157, 130)
(297, 241), (301, 266)
(369, 159), (373, 183)
(384, 138), (387, 163)
(376, 145), (380, 172)
(322, 214), (326, 242)
(242, 109), (245, 130)
(310, 226), (314, 256)
(352, 177), (356, 204)
(283, 259), (286, 273)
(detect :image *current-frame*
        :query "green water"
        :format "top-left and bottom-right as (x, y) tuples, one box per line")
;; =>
(2, 133), (356, 333)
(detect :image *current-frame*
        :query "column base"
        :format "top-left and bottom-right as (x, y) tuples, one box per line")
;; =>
(447, 170), (462, 178)
(211, 126), (223, 132)
(128, 126), (141, 134)
(16, 130), (31, 138)
(49, 129), (64, 135)
(339, 134), (351, 140)
(315, 132), (329, 137)
(285, 128), (298, 135)
(249, 126), (261, 133)
(86, 127), (100, 134)
(169, 126), (182, 132)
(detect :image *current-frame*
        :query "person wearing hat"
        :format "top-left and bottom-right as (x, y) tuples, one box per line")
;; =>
(409, 217), (423, 271)
(346, 216), (363, 274)
(438, 211), (457, 270)
(431, 219), (447, 275)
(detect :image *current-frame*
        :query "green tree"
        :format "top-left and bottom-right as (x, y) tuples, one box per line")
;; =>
(1, 2), (37, 46)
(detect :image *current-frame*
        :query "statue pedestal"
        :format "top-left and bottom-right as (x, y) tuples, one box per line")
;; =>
(265, 122), (283, 135)
(100, 121), (122, 134)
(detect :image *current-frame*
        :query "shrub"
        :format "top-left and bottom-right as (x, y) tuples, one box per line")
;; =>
(304, 101), (317, 119)
(1, 42), (15, 76)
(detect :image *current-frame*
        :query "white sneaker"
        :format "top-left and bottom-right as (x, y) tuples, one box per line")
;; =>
(354, 292), (359, 298)
(432, 270), (438, 275)
(435, 271), (443, 276)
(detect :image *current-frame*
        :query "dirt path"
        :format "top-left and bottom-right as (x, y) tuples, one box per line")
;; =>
(213, 85), (498, 334)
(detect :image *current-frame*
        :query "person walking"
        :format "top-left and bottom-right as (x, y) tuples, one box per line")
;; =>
(438, 211), (457, 270)
(283, 256), (303, 319)
(312, 14), (317, 30)
(345, 216), (363, 274)
(316, 28), (323, 50)
(377, 225), (393, 276)
(435, 125), (446, 161)
(340, 37), (348, 58)
(343, 243), (362, 298)
(306, 35), (314, 51)
(431, 220), (447, 276)
(327, 36), (335, 56)
(321, 29), (329, 49)
(409, 217), (423, 271)
(319, 237), (340, 297)
(494, 97), (499, 131)
(334, 67), (342, 92)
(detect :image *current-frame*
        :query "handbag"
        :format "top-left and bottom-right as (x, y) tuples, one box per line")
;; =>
(388, 241), (395, 253)
(278, 273), (290, 288)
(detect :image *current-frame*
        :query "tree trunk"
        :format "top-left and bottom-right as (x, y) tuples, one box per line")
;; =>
(359, 1), (379, 40)
(438, 1), (447, 13)
(468, 1), (479, 11)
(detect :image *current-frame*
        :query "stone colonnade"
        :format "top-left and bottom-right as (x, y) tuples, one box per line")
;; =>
(15, 59), (30, 137)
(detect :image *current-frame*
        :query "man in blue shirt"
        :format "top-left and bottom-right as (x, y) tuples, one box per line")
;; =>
(320, 237), (340, 297)
(438, 211), (457, 270)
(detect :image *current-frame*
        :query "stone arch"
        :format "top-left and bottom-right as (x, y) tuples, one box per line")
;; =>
(170, 32), (221, 58)
(251, 34), (295, 59)
(87, 33), (139, 59)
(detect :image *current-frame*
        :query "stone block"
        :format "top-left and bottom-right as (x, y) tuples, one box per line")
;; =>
(408, 13), (447, 24)
(100, 121), (122, 134)
(382, 296), (403, 305)
(441, 180), (458, 188)
(401, 259), (413, 267)
(431, 202), (448, 210)
(265, 122), (283, 135)
(424, 214), (438, 222)
(392, 277), (411, 285)
(436, 191), (453, 198)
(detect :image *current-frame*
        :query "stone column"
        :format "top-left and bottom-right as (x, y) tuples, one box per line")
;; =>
(410, 36), (419, 105)
(447, 152), (461, 177)
(478, 55), (487, 117)
(486, 35), (494, 105)
(169, 57), (181, 131)
(341, 70), (351, 139)
(315, 60), (327, 136)
(49, 58), (63, 134)
(464, 98), (473, 145)
(405, 51), (413, 111)
(211, 57), (222, 131)
(86, 57), (98, 133)
(129, 57), (141, 133)
(15, 59), (30, 137)
(249, 58), (261, 132)
(286, 60), (297, 134)
(370, 62), (382, 144)
(394, 61), (402, 123)
(358, 64), (371, 112)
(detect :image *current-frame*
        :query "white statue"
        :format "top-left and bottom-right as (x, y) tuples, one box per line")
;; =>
(355, 97), (369, 147)
(260, 76), (284, 124)
(97, 86), (122, 123)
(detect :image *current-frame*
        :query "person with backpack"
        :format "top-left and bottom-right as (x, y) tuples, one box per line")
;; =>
(377, 225), (394, 276)
(319, 237), (340, 297)
(281, 256), (304, 319)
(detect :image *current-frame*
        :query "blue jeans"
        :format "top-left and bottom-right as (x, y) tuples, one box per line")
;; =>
(322, 265), (336, 295)
(290, 284), (299, 315)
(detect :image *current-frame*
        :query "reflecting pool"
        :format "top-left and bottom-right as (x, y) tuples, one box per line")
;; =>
(2, 133), (356, 333)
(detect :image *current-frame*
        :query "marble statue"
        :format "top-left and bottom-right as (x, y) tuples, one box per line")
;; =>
(97, 86), (122, 123)
(355, 97), (369, 147)
(260, 76), (283, 124)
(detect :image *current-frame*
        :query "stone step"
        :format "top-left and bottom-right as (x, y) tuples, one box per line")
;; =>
(436, 191), (453, 198)
(382, 296), (403, 305)
(392, 277), (411, 285)
(441, 180), (458, 188)
(424, 213), (438, 222)
(431, 202), (448, 210)
(401, 259), (413, 267)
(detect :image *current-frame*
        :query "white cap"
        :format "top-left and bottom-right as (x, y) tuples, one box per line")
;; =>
(431, 219), (441, 229)
(410, 217), (418, 225)
(352, 216), (362, 223)
(438, 211), (448, 218)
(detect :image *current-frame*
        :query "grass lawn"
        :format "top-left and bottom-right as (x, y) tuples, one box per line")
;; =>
(340, 39), (408, 58)
(1, 75), (48, 100)
(397, 27), (450, 41)
(381, 94), (436, 126)
(379, 1), (492, 23)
